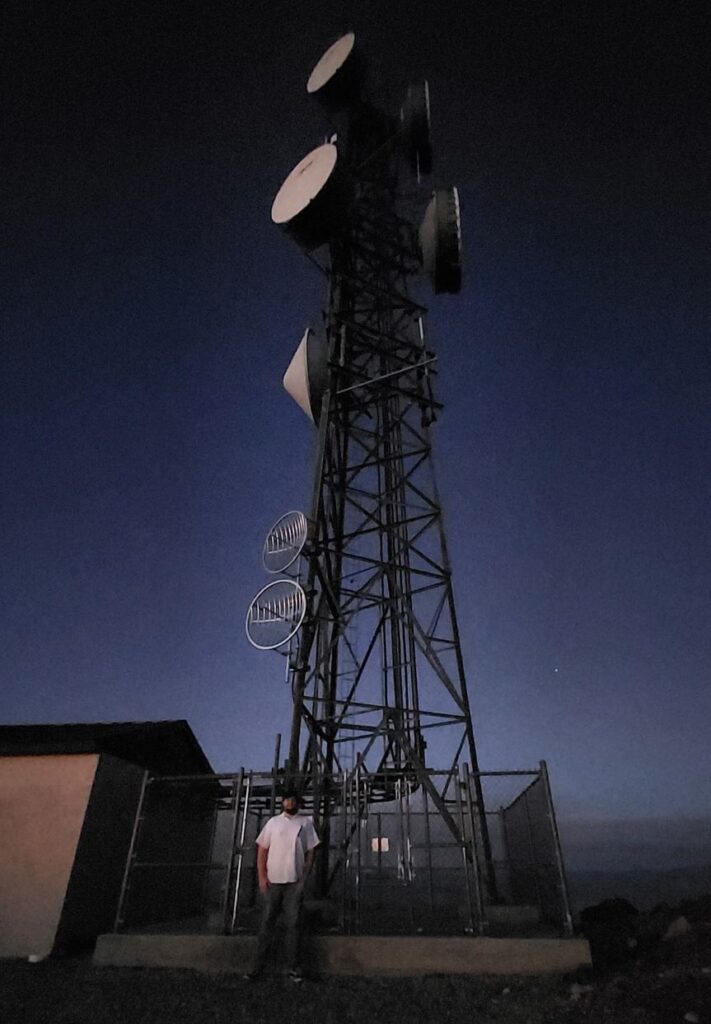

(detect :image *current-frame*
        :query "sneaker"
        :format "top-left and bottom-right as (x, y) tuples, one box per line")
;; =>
(243, 969), (262, 981)
(287, 968), (304, 984)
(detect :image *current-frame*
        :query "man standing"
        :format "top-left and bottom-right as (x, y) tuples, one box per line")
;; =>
(244, 790), (320, 983)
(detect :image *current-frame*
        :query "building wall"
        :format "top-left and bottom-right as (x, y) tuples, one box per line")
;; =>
(54, 754), (145, 953)
(0, 754), (98, 958)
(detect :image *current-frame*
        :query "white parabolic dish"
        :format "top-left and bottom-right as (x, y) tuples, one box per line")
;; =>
(307, 32), (356, 95)
(271, 143), (339, 226)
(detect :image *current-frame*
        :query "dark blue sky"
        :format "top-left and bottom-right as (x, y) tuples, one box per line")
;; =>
(3, 1), (709, 831)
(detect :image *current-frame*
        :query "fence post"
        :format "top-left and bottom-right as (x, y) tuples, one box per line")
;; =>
(229, 771), (252, 934)
(421, 782), (435, 915)
(222, 769), (244, 933)
(340, 771), (348, 934)
(498, 804), (511, 903)
(114, 769), (149, 932)
(455, 765), (476, 934)
(355, 763), (362, 934)
(270, 734), (281, 815)
(539, 760), (574, 936)
(463, 764), (487, 934)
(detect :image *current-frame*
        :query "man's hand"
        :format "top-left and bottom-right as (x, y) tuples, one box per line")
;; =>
(258, 875), (270, 893)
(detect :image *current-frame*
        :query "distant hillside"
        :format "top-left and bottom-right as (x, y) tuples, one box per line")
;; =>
(567, 862), (711, 913)
(558, 816), (711, 873)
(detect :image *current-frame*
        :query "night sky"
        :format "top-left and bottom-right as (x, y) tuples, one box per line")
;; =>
(3, 1), (710, 855)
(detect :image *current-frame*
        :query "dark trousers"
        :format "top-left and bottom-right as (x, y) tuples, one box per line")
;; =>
(253, 883), (304, 971)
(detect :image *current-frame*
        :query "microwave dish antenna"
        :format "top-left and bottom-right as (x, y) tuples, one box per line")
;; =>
(246, 579), (307, 651)
(307, 31), (363, 112)
(401, 80), (432, 176)
(419, 186), (462, 293)
(283, 326), (329, 423)
(271, 143), (351, 251)
(263, 511), (309, 574)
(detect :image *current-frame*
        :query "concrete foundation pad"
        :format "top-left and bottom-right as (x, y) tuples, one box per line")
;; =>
(94, 932), (591, 976)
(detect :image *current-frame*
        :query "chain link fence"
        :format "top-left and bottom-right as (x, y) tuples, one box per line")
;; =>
(115, 763), (572, 937)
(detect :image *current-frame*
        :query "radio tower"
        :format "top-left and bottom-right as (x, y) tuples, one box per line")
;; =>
(246, 33), (495, 902)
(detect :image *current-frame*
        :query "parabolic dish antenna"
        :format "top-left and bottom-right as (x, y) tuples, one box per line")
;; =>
(271, 143), (350, 251)
(401, 81), (432, 176)
(263, 510), (309, 574)
(419, 187), (462, 294)
(283, 326), (329, 424)
(307, 32), (363, 112)
(245, 579), (307, 651)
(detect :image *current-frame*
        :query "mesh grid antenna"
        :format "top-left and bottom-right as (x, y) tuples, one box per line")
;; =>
(263, 511), (309, 574)
(245, 579), (307, 650)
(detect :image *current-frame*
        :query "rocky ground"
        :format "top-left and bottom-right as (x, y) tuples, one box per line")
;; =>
(2, 897), (710, 1023)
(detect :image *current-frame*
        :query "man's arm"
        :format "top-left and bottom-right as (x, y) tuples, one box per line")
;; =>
(299, 847), (315, 888)
(257, 844), (269, 892)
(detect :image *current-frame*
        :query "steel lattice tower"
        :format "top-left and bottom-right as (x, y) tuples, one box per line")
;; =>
(247, 34), (495, 899)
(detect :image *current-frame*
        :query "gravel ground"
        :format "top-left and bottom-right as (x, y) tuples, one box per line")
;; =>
(0, 961), (563, 1024)
(2, 950), (710, 1024)
(4, 905), (711, 1024)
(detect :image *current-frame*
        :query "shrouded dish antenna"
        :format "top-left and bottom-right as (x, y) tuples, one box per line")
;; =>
(263, 511), (309, 574)
(419, 187), (462, 294)
(271, 143), (351, 251)
(245, 579), (307, 650)
(283, 326), (329, 424)
(307, 32), (364, 112)
(401, 81), (432, 176)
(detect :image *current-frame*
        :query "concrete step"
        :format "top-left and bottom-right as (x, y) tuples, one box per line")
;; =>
(486, 904), (541, 925)
(94, 932), (590, 976)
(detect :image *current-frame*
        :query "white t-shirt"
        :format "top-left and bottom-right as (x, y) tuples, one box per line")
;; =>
(256, 812), (321, 884)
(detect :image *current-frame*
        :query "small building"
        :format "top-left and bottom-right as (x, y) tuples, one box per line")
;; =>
(0, 721), (212, 959)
